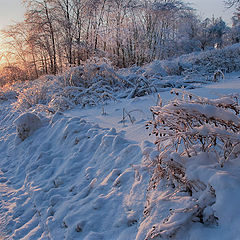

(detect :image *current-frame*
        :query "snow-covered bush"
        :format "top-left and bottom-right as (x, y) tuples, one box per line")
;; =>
(49, 82), (117, 110)
(119, 44), (240, 99)
(178, 43), (240, 76)
(148, 89), (240, 167)
(64, 66), (85, 87)
(9, 62), (121, 112)
(55, 57), (124, 107)
(48, 95), (74, 112)
(142, 61), (168, 78)
(127, 76), (157, 98)
(13, 76), (61, 111)
(139, 43), (240, 80)
(15, 84), (48, 110)
(63, 57), (124, 88)
(83, 57), (123, 86)
(142, 182), (218, 240)
(7, 44), (240, 112)
(143, 90), (240, 238)
(14, 112), (42, 141)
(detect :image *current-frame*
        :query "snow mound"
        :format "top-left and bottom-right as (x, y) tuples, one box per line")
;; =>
(0, 110), (149, 239)
(14, 112), (42, 141)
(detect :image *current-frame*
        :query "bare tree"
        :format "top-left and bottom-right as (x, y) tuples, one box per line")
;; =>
(24, 0), (58, 74)
(225, 0), (240, 8)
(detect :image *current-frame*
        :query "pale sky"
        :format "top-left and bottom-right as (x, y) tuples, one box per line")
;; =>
(0, 0), (25, 30)
(187, 0), (235, 25)
(0, 0), (236, 30)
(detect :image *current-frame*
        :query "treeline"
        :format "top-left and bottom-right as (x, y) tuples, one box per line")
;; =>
(0, 0), (240, 84)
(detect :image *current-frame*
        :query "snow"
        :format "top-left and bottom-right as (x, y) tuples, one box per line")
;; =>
(0, 61), (240, 239)
(0, 106), (148, 239)
(14, 113), (42, 142)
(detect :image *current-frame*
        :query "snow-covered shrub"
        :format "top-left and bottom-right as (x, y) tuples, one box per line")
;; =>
(64, 66), (85, 87)
(148, 89), (240, 167)
(127, 76), (157, 98)
(63, 57), (124, 88)
(15, 84), (48, 110)
(14, 112), (42, 141)
(119, 44), (240, 98)
(13, 76), (61, 111)
(58, 57), (124, 106)
(178, 43), (240, 76)
(142, 60), (168, 78)
(161, 60), (182, 75)
(48, 95), (74, 112)
(136, 43), (240, 88)
(82, 57), (124, 87)
(143, 183), (217, 240)
(51, 81), (117, 109)
(80, 81), (117, 107)
(11, 60), (121, 111)
(143, 90), (240, 238)
(59, 86), (84, 105)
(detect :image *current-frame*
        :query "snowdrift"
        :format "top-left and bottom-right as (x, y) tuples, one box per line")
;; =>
(0, 48), (240, 240)
(1, 80), (240, 239)
(0, 103), (149, 239)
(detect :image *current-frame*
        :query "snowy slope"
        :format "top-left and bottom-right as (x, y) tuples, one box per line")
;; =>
(0, 109), (148, 239)
(0, 71), (240, 240)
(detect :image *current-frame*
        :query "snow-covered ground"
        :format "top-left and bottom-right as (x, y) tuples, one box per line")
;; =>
(0, 71), (240, 240)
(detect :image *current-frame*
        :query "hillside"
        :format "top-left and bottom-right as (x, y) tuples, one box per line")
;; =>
(0, 49), (240, 239)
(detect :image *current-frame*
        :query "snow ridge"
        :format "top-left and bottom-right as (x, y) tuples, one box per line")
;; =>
(0, 106), (149, 240)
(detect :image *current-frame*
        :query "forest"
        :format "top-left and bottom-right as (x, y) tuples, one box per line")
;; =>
(0, 0), (239, 86)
